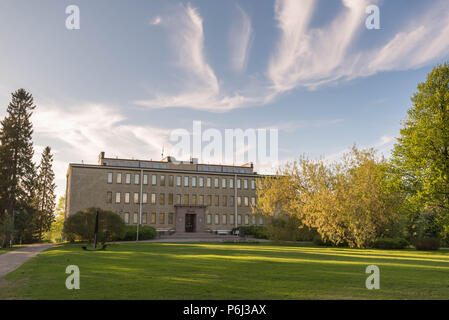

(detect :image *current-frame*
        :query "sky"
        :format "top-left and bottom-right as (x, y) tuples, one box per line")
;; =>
(1, 0), (449, 199)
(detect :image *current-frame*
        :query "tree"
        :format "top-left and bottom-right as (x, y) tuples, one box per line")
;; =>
(33, 146), (56, 241)
(63, 208), (125, 243)
(255, 147), (403, 248)
(44, 196), (65, 243)
(392, 62), (449, 240)
(0, 89), (37, 247)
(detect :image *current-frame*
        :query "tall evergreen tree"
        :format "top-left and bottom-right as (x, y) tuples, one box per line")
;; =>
(0, 89), (36, 247)
(33, 146), (56, 241)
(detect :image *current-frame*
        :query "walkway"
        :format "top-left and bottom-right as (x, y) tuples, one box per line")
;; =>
(0, 243), (54, 278)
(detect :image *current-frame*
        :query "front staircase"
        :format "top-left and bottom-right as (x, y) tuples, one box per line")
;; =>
(159, 231), (240, 241)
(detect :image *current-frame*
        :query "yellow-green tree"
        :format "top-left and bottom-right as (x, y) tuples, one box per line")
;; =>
(44, 196), (65, 243)
(255, 147), (403, 248)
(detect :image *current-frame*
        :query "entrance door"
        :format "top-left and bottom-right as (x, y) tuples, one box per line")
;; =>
(185, 214), (196, 232)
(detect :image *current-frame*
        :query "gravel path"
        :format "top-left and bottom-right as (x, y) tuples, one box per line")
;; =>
(0, 243), (54, 278)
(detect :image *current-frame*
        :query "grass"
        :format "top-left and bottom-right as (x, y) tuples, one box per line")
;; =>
(1, 242), (449, 299)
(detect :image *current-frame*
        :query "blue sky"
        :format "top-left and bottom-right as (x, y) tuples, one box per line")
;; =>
(1, 0), (449, 198)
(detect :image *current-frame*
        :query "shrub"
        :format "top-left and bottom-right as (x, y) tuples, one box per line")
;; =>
(414, 238), (440, 251)
(63, 207), (125, 242)
(266, 216), (317, 241)
(232, 226), (269, 239)
(374, 238), (409, 249)
(313, 235), (348, 247)
(120, 226), (157, 241)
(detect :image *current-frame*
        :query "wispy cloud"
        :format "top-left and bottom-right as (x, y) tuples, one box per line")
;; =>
(136, 0), (449, 113)
(229, 4), (253, 73)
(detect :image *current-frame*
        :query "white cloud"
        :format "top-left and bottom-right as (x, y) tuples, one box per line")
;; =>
(229, 5), (253, 73)
(32, 102), (173, 198)
(151, 16), (162, 25)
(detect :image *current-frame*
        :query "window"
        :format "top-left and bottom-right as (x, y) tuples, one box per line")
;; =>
(160, 193), (165, 205)
(168, 213), (174, 224)
(244, 179), (248, 189)
(142, 213), (147, 224)
(176, 194), (181, 205)
(160, 175), (165, 186)
(125, 173), (131, 184)
(237, 179), (241, 189)
(152, 174), (157, 185)
(244, 196), (249, 206)
(133, 213), (138, 224)
(151, 193), (156, 204)
(206, 195), (212, 206)
(214, 178), (219, 188)
(214, 195), (219, 206)
(134, 174), (140, 185)
(124, 212), (129, 224)
(229, 196), (234, 206)
(199, 177), (204, 187)
(222, 195), (227, 206)
(222, 178), (226, 188)
(207, 214), (212, 224)
(107, 172), (113, 183)
(116, 173), (122, 184)
(192, 177), (197, 187)
(159, 213), (165, 224)
(143, 193), (148, 204)
(141, 174), (147, 185)
(192, 194), (197, 205)
(125, 192), (130, 204)
(251, 197), (256, 206)
(252, 215), (256, 225)
(222, 214), (227, 225)
(199, 195), (204, 205)
(169, 175), (174, 187)
(106, 191), (112, 203)
(237, 196), (242, 206)
(150, 213), (156, 224)
(168, 193), (173, 205)
(184, 176), (189, 187)
(115, 192), (121, 203)
(230, 214), (234, 225)
(214, 214), (219, 225)
(251, 179), (256, 190)
(259, 217), (264, 225)
(207, 177), (211, 188)
(230, 178), (234, 189)
(134, 192), (139, 204)
(245, 215), (249, 225)
(238, 214), (242, 225)
(176, 176), (182, 186)
(183, 194), (189, 205)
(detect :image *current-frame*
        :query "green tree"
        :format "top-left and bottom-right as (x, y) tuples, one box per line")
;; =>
(33, 146), (56, 241)
(0, 89), (37, 247)
(44, 196), (65, 243)
(63, 207), (125, 243)
(392, 63), (449, 240)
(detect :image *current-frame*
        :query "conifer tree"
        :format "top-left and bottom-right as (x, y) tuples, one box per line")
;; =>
(0, 89), (36, 246)
(33, 146), (56, 241)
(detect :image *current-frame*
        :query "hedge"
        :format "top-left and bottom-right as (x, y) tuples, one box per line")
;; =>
(120, 226), (157, 241)
(373, 238), (409, 249)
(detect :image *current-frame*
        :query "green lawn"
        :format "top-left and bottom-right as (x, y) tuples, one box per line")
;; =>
(1, 242), (449, 299)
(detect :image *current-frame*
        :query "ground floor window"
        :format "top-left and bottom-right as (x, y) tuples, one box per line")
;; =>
(124, 212), (129, 224)
(133, 213), (138, 224)
(150, 213), (156, 224)
(251, 215), (256, 225)
(214, 214), (219, 225)
(245, 215), (249, 225)
(168, 213), (174, 224)
(237, 214), (242, 225)
(207, 214), (212, 224)
(259, 217), (264, 225)
(222, 214), (227, 225)
(142, 213), (147, 224)
(229, 214), (234, 225)
(159, 213), (165, 224)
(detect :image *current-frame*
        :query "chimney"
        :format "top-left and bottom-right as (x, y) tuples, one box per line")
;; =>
(98, 151), (105, 165)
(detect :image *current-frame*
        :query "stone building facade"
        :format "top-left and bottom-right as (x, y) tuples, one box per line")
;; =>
(65, 152), (266, 233)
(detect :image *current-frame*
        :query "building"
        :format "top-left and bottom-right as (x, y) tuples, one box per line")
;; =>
(65, 152), (265, 233)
